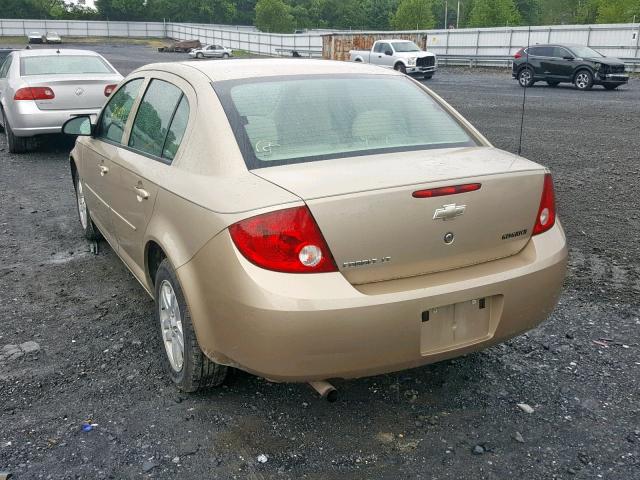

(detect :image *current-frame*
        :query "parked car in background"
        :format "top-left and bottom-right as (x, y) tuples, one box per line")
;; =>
(350, 40), (437, 79)
(63, 59), (566, 395)
(45, 32), (62, 44)
(189, 44), (233, 59)
(513, 44), (628, 90)
(0, 49), (122, 153)
(27, 32), (44, 44)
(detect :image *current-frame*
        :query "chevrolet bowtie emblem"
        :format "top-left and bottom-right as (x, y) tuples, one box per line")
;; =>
(433, 203), (466, 221)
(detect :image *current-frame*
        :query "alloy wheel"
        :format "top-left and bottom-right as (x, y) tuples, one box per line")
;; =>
(575, 72), (590, 89)
(76, 179), (88, 229)
(519, 70), (532, 87)
(159, 280), (185, 372)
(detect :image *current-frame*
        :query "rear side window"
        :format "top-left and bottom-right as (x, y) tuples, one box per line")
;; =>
(0, 55), (11, 78)
(128, 79), (188, 161)
(21, 55), (113, 75)
(97, 79), (144, 144)
(162, 97), (189, 161)
(213, 74), (476, 169)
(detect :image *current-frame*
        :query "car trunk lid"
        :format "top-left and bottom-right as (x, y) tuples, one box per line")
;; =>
(25, 74), (121, 110)
(252, 147), (546, 284)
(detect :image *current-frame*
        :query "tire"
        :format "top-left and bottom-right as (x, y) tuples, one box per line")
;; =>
(222, 53), (229, 59)
(517, 67), (535, 88)
(196, 52), (204, 59)
(394, 62), (407, 74)
(2, 109), (28, 154)
(424, 73), (433, 80)
(74, 173), (101, 241)
(155, 258), (228, 392)
(603, 84), (619, 91)
(547, 81), (560, 87)
(574, 70), (594, 91)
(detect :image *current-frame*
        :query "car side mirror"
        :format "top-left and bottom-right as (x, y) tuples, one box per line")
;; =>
(385, 50), (393, 56)
(563, 56), (574, 61)
(62, 115), (93, 136)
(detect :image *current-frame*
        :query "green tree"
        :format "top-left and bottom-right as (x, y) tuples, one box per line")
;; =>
(467, 0), (522, 27)
(596, 0), (640, 23)
(515, 0), (541, 25)
(255, 0), (295, 32)
(391, 0), (436, 29)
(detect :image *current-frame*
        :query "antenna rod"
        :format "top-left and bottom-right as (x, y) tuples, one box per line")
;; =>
(517, 26), (532, 156)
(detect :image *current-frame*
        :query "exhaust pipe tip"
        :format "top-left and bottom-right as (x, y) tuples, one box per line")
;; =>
(309, 380), (338, 403)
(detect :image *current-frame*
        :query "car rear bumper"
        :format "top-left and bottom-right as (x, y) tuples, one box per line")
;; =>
(7, 101), (101, 137)
(177, 220), (567, 382)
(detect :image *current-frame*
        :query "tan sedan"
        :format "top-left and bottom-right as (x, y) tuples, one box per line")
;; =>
(63, 59), (567, 398)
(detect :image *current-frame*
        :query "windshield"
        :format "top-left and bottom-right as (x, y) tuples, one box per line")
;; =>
(569, 46), (603, 58)
(21, 55), (113, 75)
(392, 41), (421, 52)
(213, 75), (477, 169)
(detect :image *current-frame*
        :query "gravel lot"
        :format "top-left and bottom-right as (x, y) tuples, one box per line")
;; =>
(1, 43), (639, 479)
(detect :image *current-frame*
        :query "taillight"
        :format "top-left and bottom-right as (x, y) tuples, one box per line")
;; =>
(104, 84), (117, 97)
(532, 173), (556, 235)
(229, 206), (337, 273)
(14, 87), (55, 101)
(514, 48), (524, 59)
(413, 183), (481, 198)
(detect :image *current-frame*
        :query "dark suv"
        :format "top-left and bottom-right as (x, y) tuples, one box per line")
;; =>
(512, 44), (628, 91)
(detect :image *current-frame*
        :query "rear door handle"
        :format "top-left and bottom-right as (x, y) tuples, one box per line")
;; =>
(99, 165), (109, 176)
(134, 186), (150, 201)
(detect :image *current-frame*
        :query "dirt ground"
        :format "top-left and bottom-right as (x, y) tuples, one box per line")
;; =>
(1, 43), (639, 479)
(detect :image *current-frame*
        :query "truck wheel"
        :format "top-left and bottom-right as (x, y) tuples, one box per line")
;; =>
(394, 63), (407, 74)
(424, 73), (433, 80)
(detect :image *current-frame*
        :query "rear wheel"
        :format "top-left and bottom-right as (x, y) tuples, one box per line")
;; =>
(517, 67), (535, 88)
(547, 81), (560, 87)
(155, 259), (228, 392)
(574, 70), (594, 91)
(603, 84), (619, 90)
(394, 62), (407, 74)
(222, 53), (229, 59)
(2, 109), (28, 154)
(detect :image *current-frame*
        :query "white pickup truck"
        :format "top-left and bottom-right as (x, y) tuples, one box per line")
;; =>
(349, 39), (437, 79)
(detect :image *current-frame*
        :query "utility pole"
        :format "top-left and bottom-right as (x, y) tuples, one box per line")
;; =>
(456, 1), (461, 29)
(444, 0), (448, 29)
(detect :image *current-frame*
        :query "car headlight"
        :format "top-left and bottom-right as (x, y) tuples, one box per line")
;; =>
(594, 63), (601, 71)
(408, 57), (417, 66)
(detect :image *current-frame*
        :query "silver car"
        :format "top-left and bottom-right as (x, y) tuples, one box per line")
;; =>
(45, 32), (62, 44)
(188, 44), (232, 59)
(0, 49), (122, 153)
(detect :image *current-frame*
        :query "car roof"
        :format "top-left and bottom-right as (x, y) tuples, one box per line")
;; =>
(137, 58), (400, 82)
(14, 49), (102, 58)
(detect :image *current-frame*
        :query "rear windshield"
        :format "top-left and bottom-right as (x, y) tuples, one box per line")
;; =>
(21, 55), (113, 76)
(213, 74), (477, 169)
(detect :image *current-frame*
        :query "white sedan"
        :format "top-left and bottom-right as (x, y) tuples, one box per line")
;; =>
(0, 49), (122, 153)
(188, 44), (233, 59)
